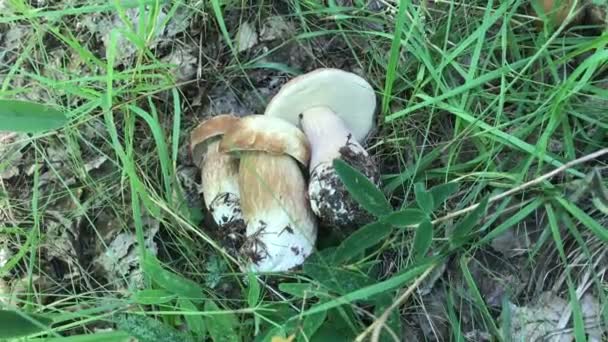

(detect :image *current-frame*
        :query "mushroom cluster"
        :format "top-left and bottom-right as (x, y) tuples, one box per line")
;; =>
(191, 114), (317, 272)
(190, 68), (380, 272)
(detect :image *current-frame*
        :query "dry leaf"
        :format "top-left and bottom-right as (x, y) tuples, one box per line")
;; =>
(236, 21), (258, 52)
(505, 291), (605, 342)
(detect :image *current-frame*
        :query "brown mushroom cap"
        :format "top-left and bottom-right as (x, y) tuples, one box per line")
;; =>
(189, 114), (240, 167)
(219, 115), (310, 166)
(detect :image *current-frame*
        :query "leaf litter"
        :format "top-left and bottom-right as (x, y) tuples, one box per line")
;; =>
(505, 291), (604, 342)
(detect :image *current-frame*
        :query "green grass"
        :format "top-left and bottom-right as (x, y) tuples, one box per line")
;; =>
(0, 0), (607, 341)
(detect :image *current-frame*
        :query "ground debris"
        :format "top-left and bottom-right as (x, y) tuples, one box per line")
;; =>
(490, 228), (530, 258)
(161, 45), (198, 82)
(0, 132), (28, 180)
(42, 188), (85, 272)
(236, 21), (258, 52)
(505, 291), (605, 342)
(260, 16), (294, 41)
(80, 4), (192, 66)
(94, 214), (160, 291)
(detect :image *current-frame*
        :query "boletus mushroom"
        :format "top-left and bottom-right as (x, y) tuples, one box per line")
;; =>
(537, 0), (581, 27)
(264, 68), (380, 229)
(219, 115), (317, 272)
(190, 114), (245, 252)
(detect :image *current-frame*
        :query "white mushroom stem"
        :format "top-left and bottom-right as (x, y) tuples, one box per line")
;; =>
(200, 139), (242, 228)
(238, 152), (317, 272)
(300, 106), (369, 170)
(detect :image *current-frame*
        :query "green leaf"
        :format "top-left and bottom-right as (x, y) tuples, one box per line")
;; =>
(333, 159), (392, 217)
(131, 289), (176, 305)
(0, 100), (68, 133)
(278, 283), (319, 298)
(204, 300), (240, 342)
(142, 253), (204, 300)
(301, 261), (435, 317)
(299, 310), (328, 340)
(429, 182), (459, 210)
(114, 314), (194, 342)
(303, 252), (376, 295)
(247, 272), (261, 308)
(382, 208), (427, 227)
(0, 310), (53, 338)
(450, 196), (490, 247)
(333, 221), (393, 264)
(178, 298), (207, 338)
(310, 308), (357, 340)
(415, 182), (434, 214)
(413, 219), (433, 260)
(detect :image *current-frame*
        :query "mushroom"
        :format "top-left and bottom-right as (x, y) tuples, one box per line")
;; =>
(264, 68), (380, 230)
(537, 0), (582, 27)
(587, 3), (606, 26)
(190, 114), (245, 253)
(219, 115), (317, 272)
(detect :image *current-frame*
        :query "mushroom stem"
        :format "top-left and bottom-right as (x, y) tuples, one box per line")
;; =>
(239, 152), (317, 272)
(200, 140), (239, 202)
(300, 107), (380, 229)
(299, 106), (365, 170)
(199, 139), (245, 251)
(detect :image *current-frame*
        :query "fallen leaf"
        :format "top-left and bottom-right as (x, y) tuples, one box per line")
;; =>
(94, 216), (160, 291)
(235, 21), (258, 52)
(162, 45), (197, 81)
(260, 16), (294, 41)
(491, 229), (529, 258)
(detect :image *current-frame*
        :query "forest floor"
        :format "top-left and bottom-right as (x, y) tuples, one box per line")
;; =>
(1, 1), (607, 341)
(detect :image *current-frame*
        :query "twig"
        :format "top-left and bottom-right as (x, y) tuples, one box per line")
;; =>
(358, 148), (608, 341)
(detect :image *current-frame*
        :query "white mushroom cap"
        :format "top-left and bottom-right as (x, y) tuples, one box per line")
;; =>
(219, 115), (317, 272)
(264, 68), (376, 142)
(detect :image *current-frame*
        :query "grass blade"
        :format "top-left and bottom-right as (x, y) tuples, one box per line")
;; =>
(556, 197), (608, 242)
